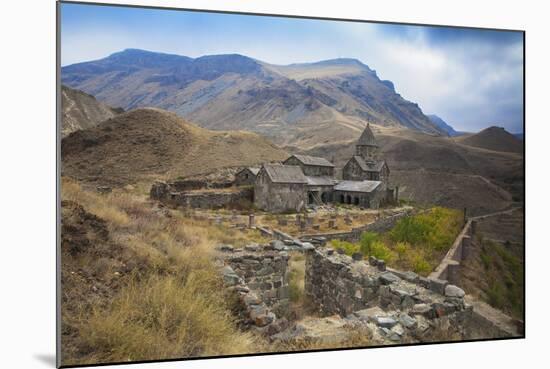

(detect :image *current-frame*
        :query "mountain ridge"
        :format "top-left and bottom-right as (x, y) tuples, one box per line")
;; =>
(61, 85), (123, 137)
(427, 114), (459, 137)
(61, 49), (448, 145)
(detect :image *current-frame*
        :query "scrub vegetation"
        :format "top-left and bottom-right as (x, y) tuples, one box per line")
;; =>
(330, 207), (463, 276)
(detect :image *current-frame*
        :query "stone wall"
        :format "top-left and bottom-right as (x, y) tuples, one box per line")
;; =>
(305, 248), (470, 325)
(150, 181), (253, 209)
(429, 219), (476, 285)
(301, 211), (411, 243)
(219, 243), (291, 317)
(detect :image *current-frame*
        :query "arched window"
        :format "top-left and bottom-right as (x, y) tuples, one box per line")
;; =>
(354, 197), (360, 206)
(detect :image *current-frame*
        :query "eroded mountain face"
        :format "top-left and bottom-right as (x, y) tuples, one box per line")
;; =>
(62, 49), (447, 146)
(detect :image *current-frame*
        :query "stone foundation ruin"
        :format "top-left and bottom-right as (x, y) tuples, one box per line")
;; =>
(150, 180), (253, 209)
(218, 234), (520, 344)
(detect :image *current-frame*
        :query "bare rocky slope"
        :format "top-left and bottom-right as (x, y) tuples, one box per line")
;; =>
(61, 108), (288, 186)
(61, 85), (123, 137)
(61, 49), (447, 146)
(300, 125), (523, 214)
(456, 126), (523, 153)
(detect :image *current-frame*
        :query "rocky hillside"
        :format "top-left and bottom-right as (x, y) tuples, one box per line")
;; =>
(427, 114), (459, 137)
(61, 85), (123, 137)
(61, 107), (288, 186)
(456, 126), (523, 153)
(61, 49), (447, 146)
(300, 126), (523, 214)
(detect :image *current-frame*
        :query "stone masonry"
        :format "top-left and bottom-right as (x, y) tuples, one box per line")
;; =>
(218, 242), (292, 335)
(305, 248), (472, 341)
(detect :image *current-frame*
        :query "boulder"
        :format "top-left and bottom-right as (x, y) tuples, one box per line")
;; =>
(399, 313), (417, 329)
(429, 278), (448, 295)
(445, 284), (465, 298)
(374, 316), (398, 328)
(379, 272), (401, 285)
(411, 303), (432, 315)
(270, 240), (286, 251)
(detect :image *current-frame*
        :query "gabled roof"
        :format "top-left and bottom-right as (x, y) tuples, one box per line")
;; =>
(305, 176), (338, 187)
(237, 167), (260, 176)
(261, 164), (307, 184)
(352, 156), (387, 173)
(334, 180), (381, 193)
(285, 154), (335, 167)
(357, 123), (378, 147)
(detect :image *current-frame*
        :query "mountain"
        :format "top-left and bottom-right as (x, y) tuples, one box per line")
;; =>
(427, 114), (459, 137)
(456, 126), (523, 153)
(61, 49), (447, 146)
(61, 108), (288, 186)
(299, 125), (523, 214)
(513, 133), (524, 140)
(61, 85), (123, 137)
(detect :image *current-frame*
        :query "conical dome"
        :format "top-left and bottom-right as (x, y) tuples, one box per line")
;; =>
(357, 123), (378, 147)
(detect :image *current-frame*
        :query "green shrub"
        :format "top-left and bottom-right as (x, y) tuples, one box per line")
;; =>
(411, 255), (431, 275)
(359, 231), (379, 256)
(330, 239), (359, 256)
(390, 207), (462, 251)
(395, 242), (411, 261)
(369, 240), (395, 263)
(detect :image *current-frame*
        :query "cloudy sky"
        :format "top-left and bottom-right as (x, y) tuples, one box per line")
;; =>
(61, 3), (524, 133)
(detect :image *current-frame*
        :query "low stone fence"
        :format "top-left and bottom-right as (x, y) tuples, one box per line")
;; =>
(150, 181), (253, 209)
(429, 219), (476, 284)
(305, 248), (468, 318)
(301, 210), (411, 243)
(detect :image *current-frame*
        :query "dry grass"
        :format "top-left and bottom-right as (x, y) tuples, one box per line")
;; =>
(287, 252), (307, 321)
(60, 177), (263, 366)
(257, 210), (378, 235)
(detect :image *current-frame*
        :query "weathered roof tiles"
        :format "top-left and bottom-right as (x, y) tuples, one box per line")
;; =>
(261, 164), (308, 184)
(334, 180), (382, 193)
(285, 154), (335, 167)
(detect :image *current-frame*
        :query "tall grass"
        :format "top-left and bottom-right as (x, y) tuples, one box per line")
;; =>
(79, 273), (255, 363)
(60, 178), (263, 365)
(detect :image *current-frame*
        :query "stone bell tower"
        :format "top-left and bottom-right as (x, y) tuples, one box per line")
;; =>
(356, 123), (378, 160)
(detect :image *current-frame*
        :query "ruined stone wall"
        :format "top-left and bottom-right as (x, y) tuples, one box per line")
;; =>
(305, 248), (470, 322)
(300, 211), (411, 243)
(220, 244), (290, 316)
(150, 181), (252, 209)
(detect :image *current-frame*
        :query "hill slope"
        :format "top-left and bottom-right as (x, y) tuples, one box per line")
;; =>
(456, 126), (523, 153)
(61, 108), (288, 185)
(427, 114), (459, 137)
(61, 85), (123, 137)
(300, 126), (523, 214)
(61, 49), (446, 145)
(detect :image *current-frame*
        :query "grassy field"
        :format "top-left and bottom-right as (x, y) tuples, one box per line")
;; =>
(330, 207), (463, 276)
(61, 177), (378, 365)
(60, 177), (268, 365)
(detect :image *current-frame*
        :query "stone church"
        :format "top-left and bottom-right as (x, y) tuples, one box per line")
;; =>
(250, 124), (397, 213)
